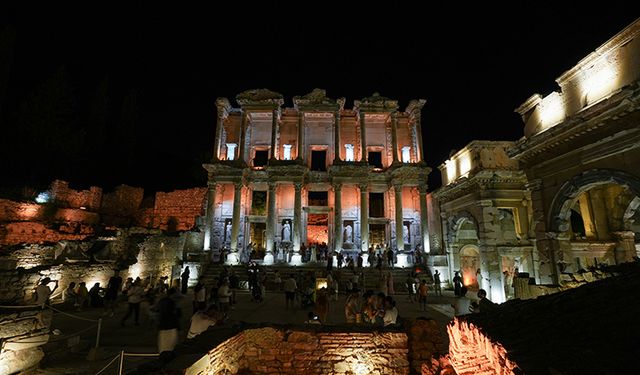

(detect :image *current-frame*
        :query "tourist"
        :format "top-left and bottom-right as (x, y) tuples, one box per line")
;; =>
(75, 281), (89, 310)
(453, 271), (462, 296)
(417, 279), (428, 311)
(217, 279), (232, 314)
(157, 288), (180, 354)
(121, 279), (144, 326)
(386, 249), (394, 268)
(104, 270), (122, 317)
(344, 290), (360, 323)
(315, 287), (329, 323)
(477, 289), (497, 313)
(187, 305), (223, 339)
(89, 282), (104, 307)
(382, 296), (398, 327)
(405, 273), (416, 302)
(63, 282), (77, 307)
(283, 274), (297, 309)
(273, 270), (282, 291)
(181, 266), (190, 294)
(35, 277), (58, 309)
(452, 286), (471, 316)
(433, 270), (442, 296)
(192, 281), (206, 315)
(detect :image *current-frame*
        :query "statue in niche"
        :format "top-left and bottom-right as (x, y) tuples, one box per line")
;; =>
(344, 224), (353, 243)
(403, 224), (410, 244)
(225, 222), (232, 242)
(282, 222), (291, 242)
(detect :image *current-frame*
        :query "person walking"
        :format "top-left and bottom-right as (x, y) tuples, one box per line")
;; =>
(283, 274), (297, 309)
(315, 287), (330, 324)
(104, 270), (122, 317)
(417, 279), (429, 311)
(121, 280), (144, 326)
(157, 288), (181, 354)
(181, 266), (191, 294)
(453, 271), (462, 296)
(433, 270), (442, 297)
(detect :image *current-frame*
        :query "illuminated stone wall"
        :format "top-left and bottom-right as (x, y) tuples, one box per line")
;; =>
(186, 327), (410, 375)
(152, 187), (207, 231)
(0, 309), (50, 374)
(50, 180), (102, 210)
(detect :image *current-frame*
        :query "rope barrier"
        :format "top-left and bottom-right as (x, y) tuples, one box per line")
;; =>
(94, 353), (121, 375)
(48, 304), (100, 322)
(0, 304), (42, 309)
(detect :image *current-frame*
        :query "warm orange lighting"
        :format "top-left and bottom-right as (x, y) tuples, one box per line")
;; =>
(19, 204), (40, 220)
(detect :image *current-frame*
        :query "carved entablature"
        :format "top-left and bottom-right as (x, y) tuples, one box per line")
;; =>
(266, 164), (307, 181)
(203, 162), (244, 181)
(236, 89), (284, 108)
(215, 97), (232, 118)
(389, 165), (430, 185)
(328, 164), (371, 180)
(293, 88), (344, 111)
(354, 92), (399, 112)
(405, 99), (426, 119)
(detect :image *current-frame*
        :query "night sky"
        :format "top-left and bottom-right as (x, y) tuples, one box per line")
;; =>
(0, 3), (638, 195)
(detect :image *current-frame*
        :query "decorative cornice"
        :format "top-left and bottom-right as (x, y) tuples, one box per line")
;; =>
(293, 88), (345, 111)
(354, 92), (399, 112)
(433, 170), (528, 203)
(236, 89), (284, 108)
(405, 99), (426, 118)
(215, 97), (233, 118)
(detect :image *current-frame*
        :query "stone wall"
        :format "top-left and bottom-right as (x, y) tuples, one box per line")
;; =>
(0, 309), (50, 374)
(51, 180), (102, 210)
(1, 222), (91, 246)
(153, 187), (207, 231)
(186, 327), (410, 375)
(407, 318), (448, 374)
(0, 200), (45, 222)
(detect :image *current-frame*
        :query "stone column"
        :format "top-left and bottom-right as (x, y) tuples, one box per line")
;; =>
(264, 182), (277, 265)
(418, 186), (430, 253)
(360, 183), (369, 252)
(297, 111), (304, 161)
(270, 109), (279, 161)
(290, 182), (303, 266)
(333, 111), (341, 163)
(334, 183), (343, 252)
(613, 231), (636, 264)
(214, 110), (225, 161)
(227, 182), (242, 265)
(237, 110), (248, 164)
(394, 184), (404, 252)
(204, 183), (217, 251)
(414, 111), (424, 163)
(359, 111), (367, 162)
(390, 112), (399, 164)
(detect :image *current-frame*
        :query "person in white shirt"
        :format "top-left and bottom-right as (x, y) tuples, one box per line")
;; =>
(217, 279), (232, 314)
(382, 296), (398, 327)
(282, 275), (297, 309)
(35, 277), (58, 308)
(187, 305), (223, 339)
(452, 286), (471, 316)
(121, 280), (144, 326)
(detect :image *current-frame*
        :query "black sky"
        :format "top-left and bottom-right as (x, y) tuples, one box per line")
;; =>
(0, 3), (638, 194)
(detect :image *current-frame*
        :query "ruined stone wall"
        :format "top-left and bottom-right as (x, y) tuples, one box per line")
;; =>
(0, 309), (49, 374)
(187, 327), (410, 375)
(0, 200), (45, 222)
(51, 180), (102, 210)
(153, 188), (206, 231)
(447, 318), (519, 375)
(1, 222), (91, 246)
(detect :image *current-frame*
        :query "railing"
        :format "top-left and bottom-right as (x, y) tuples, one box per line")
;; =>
(95, 351), (160, 375)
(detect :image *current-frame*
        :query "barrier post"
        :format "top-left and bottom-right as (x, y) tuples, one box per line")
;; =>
(118, 350), (125, 375)
(95, 318), (102, 348)
(86, 318), (103, 361)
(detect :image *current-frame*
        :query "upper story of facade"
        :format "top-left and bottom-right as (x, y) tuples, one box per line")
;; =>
(210, 89), (426, 172)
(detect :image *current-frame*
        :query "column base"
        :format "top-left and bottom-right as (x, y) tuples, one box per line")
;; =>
(395, 253), (411, 268)
(263, 252), (275, 266)
(289, 253), (303, 266)
(225, 252), (240, 266)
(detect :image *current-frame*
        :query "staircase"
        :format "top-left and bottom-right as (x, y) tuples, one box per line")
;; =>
(199, 263), (434, 294)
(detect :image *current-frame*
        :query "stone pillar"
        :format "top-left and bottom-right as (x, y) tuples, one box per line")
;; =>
(204, 183), (217, 251)
(479, 245), (505, 304)
(390, 112), (399, 164)
(237, 110), (248, 164)
(227, 182), (243, 265)
(214, 109), (225, 161)
(333, 111), (341, 163)
(297, 111), (304, 161)
(360, 183), (369, 252)
(290, 183), (303, 266)
(334, 183), (343, 252)
(414, 111), (424, 163)
(418, 186), (430, 253)
(264, 182), (277, 265)
(359, 111), (367, 162)
(394, 184), (404, 252)
(613, 231), (636, 264)
(270, 109), (279, 161)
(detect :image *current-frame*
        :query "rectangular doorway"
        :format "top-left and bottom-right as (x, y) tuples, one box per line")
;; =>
(307, 213), (328, 245)
(370, 224), (386, 248)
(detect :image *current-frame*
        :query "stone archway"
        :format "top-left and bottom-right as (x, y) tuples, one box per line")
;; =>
(548, 169), (640, 233)
(459, 245), (480, 290)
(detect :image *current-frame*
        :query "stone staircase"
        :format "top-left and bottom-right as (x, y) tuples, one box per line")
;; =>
(199, 263), (434, 294)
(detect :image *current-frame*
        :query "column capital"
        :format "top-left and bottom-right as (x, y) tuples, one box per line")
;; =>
(233, 181), (243, 190)
(268, 182), (277, 191)
(612, 230), (636, 240)
(393, 182), (403, 192)
(525, 179), (543, 191)
(294, 182), (304, 191)
(358, 182), (368, 191)
(332, 182), (342, 191)
(418, 185), (428, 195)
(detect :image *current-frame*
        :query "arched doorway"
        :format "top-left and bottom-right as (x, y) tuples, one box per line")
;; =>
(459, 245), (480, 290)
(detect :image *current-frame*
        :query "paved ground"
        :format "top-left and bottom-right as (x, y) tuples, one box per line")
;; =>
(33, 289), (468, 374)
